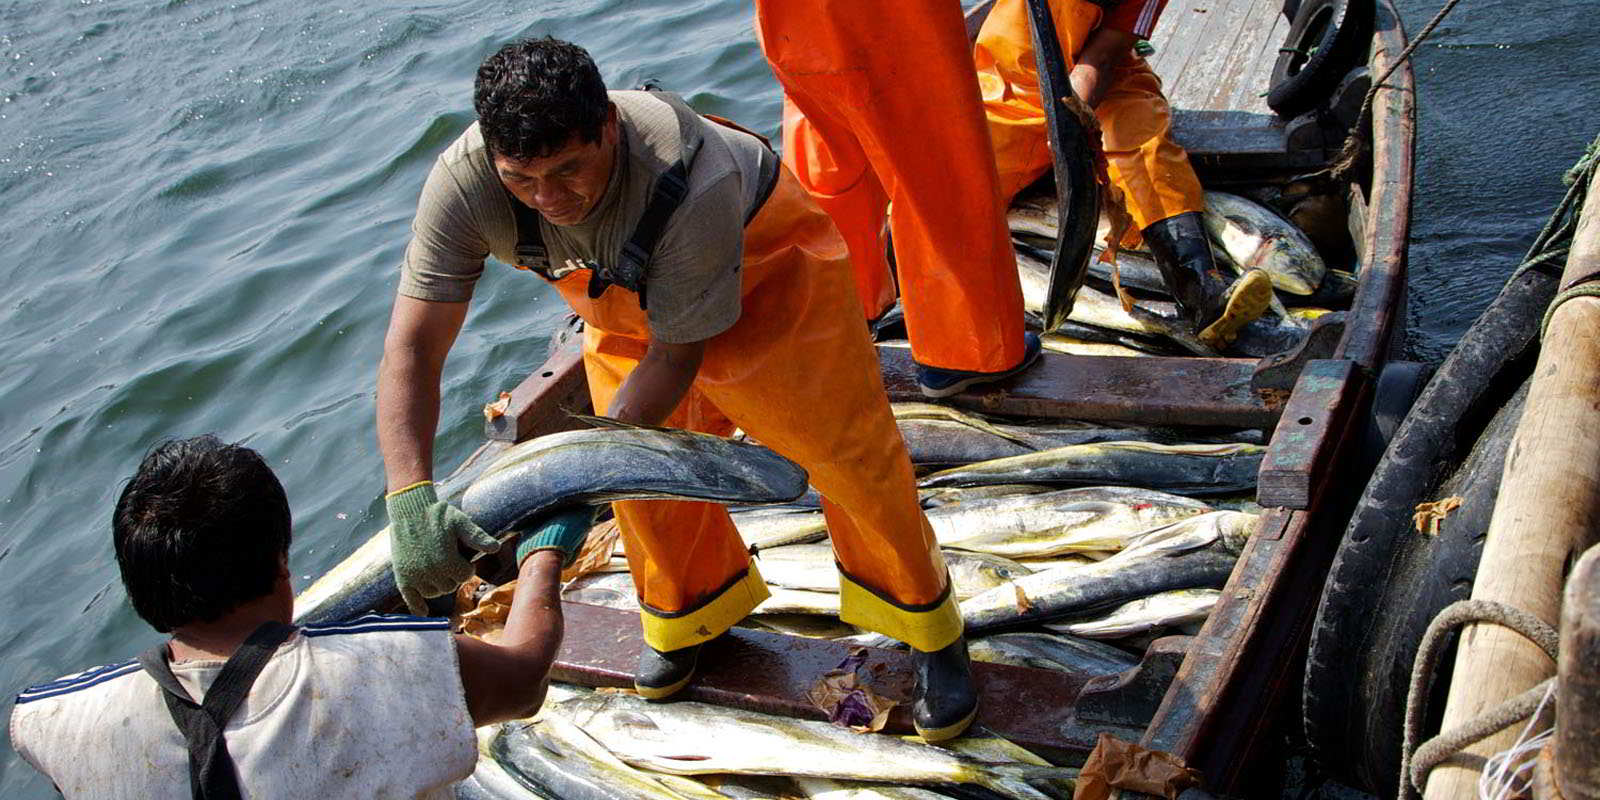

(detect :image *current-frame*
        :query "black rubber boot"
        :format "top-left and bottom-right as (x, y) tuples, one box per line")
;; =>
(634, 642), (702, 701)
(912, 637), (979, 741)
(1141, 212), (1272, 348)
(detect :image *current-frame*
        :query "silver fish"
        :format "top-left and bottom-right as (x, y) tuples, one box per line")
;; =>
(1040, 334), (1155, 358)
(1017, 248), (1216, 357)
(754, 543), (1033, 602)
(919, 484), (1056, 508)
(924, 486), (1212, 559)
(543, 692), (1074, 798)
(734, 508), (830, 551)
(297, 428), (807, 625)
(958, 510), (1254, 635)
(1045, 588), (1222, 639)
(487, 710), (734, 800)
(1202, 191), (1326, 296)
(563, 571), (642, 612)
(740, 614), (864, 640)
(891, 403), (1032, 446)
(918, 442), (1265, 496)
(968, 631), (1138, 676)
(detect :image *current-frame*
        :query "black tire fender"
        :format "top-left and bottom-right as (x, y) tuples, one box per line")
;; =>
(1298, 264), (1560, 793)
(1267, 0), (1375, 118)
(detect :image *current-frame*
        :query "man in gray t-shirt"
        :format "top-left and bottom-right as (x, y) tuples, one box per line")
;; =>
(377, 37), (983, 741)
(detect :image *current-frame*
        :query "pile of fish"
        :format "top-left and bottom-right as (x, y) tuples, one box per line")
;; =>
(459, 686), (1078, 800)
(455, 397), (1266, 799)
(1008, 190), (1357, 358)
(448, 194), (1331, 799)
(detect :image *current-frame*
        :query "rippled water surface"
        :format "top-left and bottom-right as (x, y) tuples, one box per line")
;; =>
(0, 0), (1594, 796)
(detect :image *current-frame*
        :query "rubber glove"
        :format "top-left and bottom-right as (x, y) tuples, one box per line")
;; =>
(385, 481), (501, 615)
(515, 506), (599, 568)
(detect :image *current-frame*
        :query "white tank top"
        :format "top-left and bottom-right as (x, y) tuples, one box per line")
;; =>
(10, 614), (477, 799)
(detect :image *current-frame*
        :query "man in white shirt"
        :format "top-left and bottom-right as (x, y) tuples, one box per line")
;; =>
(10, 435), (572, 798)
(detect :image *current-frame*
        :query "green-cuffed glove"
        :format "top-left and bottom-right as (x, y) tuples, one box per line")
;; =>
(386, 481), (501, 615)
(514, 506), (599, 568)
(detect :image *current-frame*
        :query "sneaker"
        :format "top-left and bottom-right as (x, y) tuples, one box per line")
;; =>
(916, 332), (1042, 399)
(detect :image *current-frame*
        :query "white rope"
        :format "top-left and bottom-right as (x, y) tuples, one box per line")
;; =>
(1476, 681), (1557, 800)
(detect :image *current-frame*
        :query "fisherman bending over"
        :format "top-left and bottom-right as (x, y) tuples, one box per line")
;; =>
(10, 435), (568, 797)
(378, 37), (981, 740)
(784, 0), (1274, 349)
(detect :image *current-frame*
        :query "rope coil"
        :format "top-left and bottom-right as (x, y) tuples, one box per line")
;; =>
(1399, 599), (1560, 800)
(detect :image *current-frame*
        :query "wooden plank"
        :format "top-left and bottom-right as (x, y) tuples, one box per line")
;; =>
(485, 337), (592, 443)
(1257, 359), (1361, 509)
(877, 346), (1283, 428)
(549, 601), (1100, 762)
(1335, 0), (1415, 369)
(1205, 0), (1280, 115)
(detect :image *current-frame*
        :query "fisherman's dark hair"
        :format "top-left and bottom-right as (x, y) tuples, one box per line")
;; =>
(113, 435), (291, 633)
(474, 36), (611, 162)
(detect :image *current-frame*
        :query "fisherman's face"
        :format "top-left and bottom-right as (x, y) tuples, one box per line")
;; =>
(494, 109), (618, 227)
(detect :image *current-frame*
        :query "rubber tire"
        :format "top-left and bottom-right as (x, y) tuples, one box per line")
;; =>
(1299, 266), (1559, 794)
(1266, 0), (1375, 118)
(1305, 378), (1527, 795)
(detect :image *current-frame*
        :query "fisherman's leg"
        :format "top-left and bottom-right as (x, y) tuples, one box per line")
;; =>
(756, 0), (1030, 386)
(581, 329), (769, 698)
(781, 96), (897, 322)
(974, 0), (1106, 201)
(1100, 62), (1271, 347)
(701, 169), (977, 739)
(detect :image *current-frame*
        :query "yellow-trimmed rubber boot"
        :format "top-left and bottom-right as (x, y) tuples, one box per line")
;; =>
(1142, 211), (1273, 349)
(635, 642), (702, 701)
(912, 637), (978, 742)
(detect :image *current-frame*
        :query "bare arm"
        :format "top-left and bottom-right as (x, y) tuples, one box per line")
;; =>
(454, 550), (564, 725)
(377, 295), (469, 491)
(1069, 28), (1138, 109)
(605, 337), (707, 426)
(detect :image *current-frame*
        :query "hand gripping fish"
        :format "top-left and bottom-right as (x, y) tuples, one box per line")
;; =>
(294, 426), (809, 624)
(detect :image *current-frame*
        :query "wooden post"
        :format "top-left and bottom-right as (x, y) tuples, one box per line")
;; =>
(1423, 186), (1600, 798)
(1555, 545), (1600, 799)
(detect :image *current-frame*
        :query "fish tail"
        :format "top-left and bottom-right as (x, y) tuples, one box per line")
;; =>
(984, 763), (1078, 799)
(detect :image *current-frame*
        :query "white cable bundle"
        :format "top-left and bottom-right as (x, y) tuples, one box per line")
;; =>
(1476, 681), (1558, 800)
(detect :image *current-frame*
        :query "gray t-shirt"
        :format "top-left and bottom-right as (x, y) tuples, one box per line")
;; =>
(400, 90), (776, 343)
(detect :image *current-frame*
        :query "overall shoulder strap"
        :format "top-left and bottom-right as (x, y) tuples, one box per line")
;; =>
(138, 621), (297, 800)
(587, 92), (707, 309)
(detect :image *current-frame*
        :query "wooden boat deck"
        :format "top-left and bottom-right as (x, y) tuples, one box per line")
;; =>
(1148, 0), (1287, 116)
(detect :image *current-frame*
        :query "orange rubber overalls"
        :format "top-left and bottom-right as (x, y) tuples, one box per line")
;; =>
(975, 0), (1204, 229)
(547, 166), (962, 654)
(756, 0), (1026, 376)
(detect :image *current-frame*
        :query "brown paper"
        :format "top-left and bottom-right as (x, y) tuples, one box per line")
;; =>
(1073, 733), (1202, 800)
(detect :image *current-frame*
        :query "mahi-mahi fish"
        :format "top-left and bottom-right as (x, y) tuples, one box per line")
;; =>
(754, 543), (1033, 601)
(295, 427), (809, 624)
(541, 691), (1075, 798)
(924, 486), (1212, 559)
(957, 510), (1255, 635)
(1045, 588), (1222, 639)
(918, 442), (1264, 496)
(1202, 190), (1326, 296)
(968, 631), (1138, 676)
(484, 712), (737, 800)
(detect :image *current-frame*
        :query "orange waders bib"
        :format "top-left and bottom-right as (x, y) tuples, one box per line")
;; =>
(757, 0), (1026, 376)
(548, 167), (961, 654)
(974, 0), (1204, 229)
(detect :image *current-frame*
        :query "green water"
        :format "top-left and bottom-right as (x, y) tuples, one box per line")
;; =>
(0, 0), (1595, 797)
